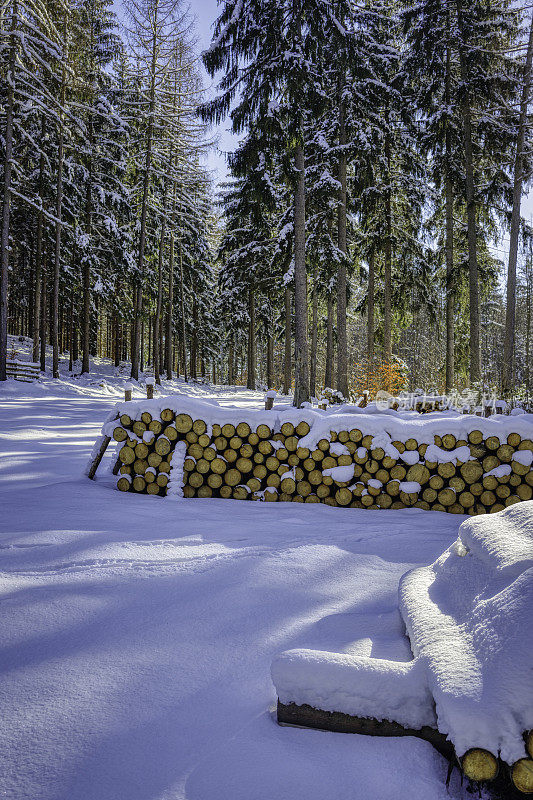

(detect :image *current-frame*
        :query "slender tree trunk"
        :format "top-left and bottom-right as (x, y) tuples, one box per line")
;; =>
(166, 231), (174, 379)
(247, 288), (255, 389)
(153, 183), (168, 384)
(293, 139), (309, 406)
(383, 127), (392, 363)
(0, 0), (17, 380)
(283, 286), (291, 394)
(40, 260), (47, 371)
(52, 10), (68, 379)
(336, 92), (348, 398)
(456, 0), (481, 384)
(367, 249), (375, 362)
(32, 117), (46, 365)
(190, 301), (197, 379)
(445, 31), (455, 393)
(325, 292), (334, 388)
(503, 13), (533, 395)
(267, 332), (274, 389)
(228, 339), (234, 384)
(179, 240), (187, 381)
(131, 17), (158, 380)
(310, 271), (318, 397)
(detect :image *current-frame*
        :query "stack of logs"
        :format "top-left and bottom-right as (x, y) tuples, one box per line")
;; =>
(461, 733), (533, 794)
(111, 408), (532, 514)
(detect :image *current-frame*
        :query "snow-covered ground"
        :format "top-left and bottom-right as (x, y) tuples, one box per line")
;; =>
(0, 353), (470, 800)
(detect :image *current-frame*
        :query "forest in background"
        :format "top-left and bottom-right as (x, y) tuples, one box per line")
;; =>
(1, 0), (533, 406)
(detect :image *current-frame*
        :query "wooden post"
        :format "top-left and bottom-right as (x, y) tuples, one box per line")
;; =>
(146, 377), (155, 399)
(87, 436), (111, 480)
(124, 383), (132, 402)
(265, 391), (275, 410)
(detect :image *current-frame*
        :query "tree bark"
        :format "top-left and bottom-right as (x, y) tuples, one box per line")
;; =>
(293, 139), (309, 406)
(283, 285), (291, 394)
(0, 0), (17, 381)
(336, 92), (348, 398)
(165, 230), (174, 379)
(153, 182), (168, 384)
(179, 239), (187, 380)
(383, 127), (392, 363)
(247, 287), (255, 389)
(310, 271), (318, 397)
(40, 258), (47, 371)
(456, 0), (481, 384)
(445, 29), (455, 394)
(131, 9), (159, 380)
(32, 116), (46, 365)
(52, 9), (68, 379)
(267, 331), (274, 388)
(325, 291), (334, 388)
(502, 12), (533, 395)
(367, 249), (375, 362)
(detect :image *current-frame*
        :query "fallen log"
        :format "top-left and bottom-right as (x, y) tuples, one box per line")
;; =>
(276, 701), (454, 761)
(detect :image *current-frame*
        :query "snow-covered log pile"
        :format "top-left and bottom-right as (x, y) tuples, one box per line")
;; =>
(95, 395), (533, 513)
(272, 502), (533, 793)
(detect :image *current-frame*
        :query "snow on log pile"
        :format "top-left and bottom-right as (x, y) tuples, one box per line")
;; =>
(272, 502), (533, 793)
(94, 394), (533, 514)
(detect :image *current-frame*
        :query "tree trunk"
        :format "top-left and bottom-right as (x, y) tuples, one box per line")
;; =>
(247, 288), (255, 389)
(52, 9), (68, 379)
(383, 128), (392, 363)
(228, 339), (234, 384)
(32, 116), (46, 365)
(310, 271), (318, 397)
(325, 292), (334, 388)
(153, 183), (168, 384)
(267, 332), (274, 389)
(165, 231), (174, 379)
(179, 240), (187, 381)
(336, 93), (348, 398)
(367, 249), (375, 362)
(456, 0), (481, 384)
(283, 285), (291, 394)
(40, 260), (47, 371)
(445, 30), (455, 394)
(131, 14), (158, 380)
(293, 140), (309, 406)
(190, 301), (197, 379)
(0, 0), (17, 381)
(503, 12), (533, 395)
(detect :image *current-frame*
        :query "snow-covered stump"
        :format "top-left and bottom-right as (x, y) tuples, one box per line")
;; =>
(91, 395), (532, 507)
(271, 502), (533, 794)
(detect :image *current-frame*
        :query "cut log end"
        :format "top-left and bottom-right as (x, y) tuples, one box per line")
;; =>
(461, 749), (499, 782)
(511, 758), (533, 794)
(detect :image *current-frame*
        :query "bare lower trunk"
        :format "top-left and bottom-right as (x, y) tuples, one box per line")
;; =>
(153, 185), (168, 384)
(165, 231), (174, 379)
(283, 286), (291, 394)
(267, 332), (274, 388)
(228, 340), (234, 384)
(383, 130), (392, 363)
(32, 117), (46, 365)
(456, 0), (481, 384)
(40, 263), (47, 371)
(367, 249), (375, 362)
(179, 241), (188, 381)
(52, 12), (68, 379)
(247, 288), (255, 389)
(325, 292), (334, 388)
(0, 0), (17, 381)
(445, 31), (455, 393)
(336, 94), (348, 398)
(503, 14), (533, 395)
(310, 272), (318, 397)
(293, 140), (309, 407)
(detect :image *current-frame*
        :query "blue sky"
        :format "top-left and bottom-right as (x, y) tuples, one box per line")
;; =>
(193, 0), (237, 185)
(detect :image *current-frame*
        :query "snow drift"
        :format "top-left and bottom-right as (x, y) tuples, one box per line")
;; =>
(272, 501), (533, 766)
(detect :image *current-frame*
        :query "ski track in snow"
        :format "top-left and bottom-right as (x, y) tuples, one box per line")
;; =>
(0, 363), (470, 800)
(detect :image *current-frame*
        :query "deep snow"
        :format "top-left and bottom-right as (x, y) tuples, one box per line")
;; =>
(0, 356), (470, 800)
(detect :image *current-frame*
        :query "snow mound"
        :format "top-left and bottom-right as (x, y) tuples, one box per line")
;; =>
(399, 501), (533, 764)
(272, 502), (533, 766)
(271, 650), (436, 731)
